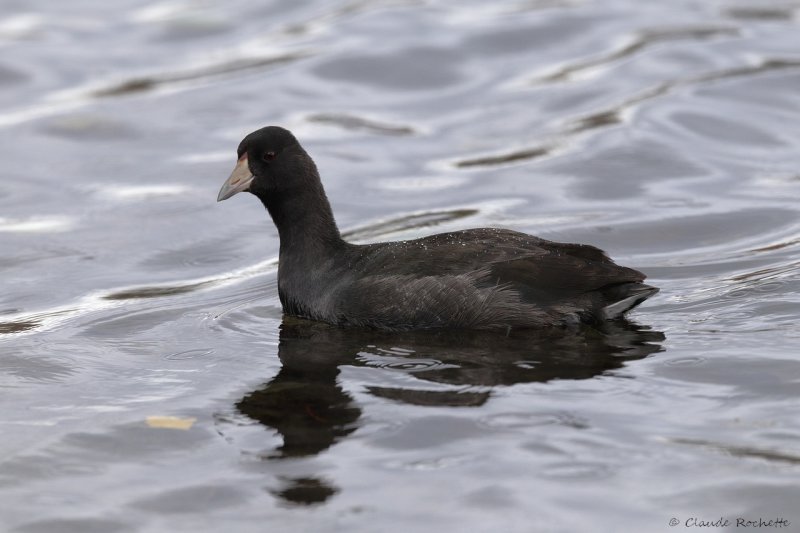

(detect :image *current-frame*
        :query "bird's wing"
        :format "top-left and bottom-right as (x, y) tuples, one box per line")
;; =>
(352, 228), (645, 292)
(485, 240), (646, 304)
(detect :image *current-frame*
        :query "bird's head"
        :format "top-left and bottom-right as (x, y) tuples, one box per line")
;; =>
(217, 126), (311, 202)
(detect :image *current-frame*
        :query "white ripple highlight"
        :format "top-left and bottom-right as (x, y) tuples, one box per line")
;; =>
(0, 216), (75, 233)
(91, 184), (190, 200)
(175, 151), (230, 163)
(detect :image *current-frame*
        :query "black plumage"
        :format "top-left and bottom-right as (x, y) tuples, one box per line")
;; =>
(217, 126), (658, 331)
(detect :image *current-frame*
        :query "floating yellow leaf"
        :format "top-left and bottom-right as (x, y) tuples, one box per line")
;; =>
(145, 416), (197, 430)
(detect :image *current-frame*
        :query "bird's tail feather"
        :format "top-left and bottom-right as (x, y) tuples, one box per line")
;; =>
(600, 283), (659, 319)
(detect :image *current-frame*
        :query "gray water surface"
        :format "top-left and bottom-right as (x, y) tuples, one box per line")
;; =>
(1, 1), (799, 532)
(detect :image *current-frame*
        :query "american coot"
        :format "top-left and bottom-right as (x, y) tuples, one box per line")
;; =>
(217, 126), (658, 331)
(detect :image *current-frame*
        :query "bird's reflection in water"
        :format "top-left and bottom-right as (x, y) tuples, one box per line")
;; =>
(234, 318), (664, 505)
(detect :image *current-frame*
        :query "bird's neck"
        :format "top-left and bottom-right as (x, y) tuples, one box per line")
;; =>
(260, 179), (344, 256)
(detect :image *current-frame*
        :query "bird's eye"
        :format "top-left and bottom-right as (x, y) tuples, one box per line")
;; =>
(263, 151), (276, 161)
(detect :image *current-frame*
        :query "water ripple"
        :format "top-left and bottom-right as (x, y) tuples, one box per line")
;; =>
(342, 208), (479, 242)
(671, 437), (800, 465)
(103, 281), (217, 301)
(451, 58), (800, 169)
(89, 52), (312, 98)
(531, 26), (740, 84)
(454, 145), (554, 168)
(306, 113), (415, 136)
(162, 348), (215, 361)
(724, 7), (797, 21)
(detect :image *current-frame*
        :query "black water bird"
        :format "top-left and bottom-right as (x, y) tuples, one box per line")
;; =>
(217, 126), (658, 331)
